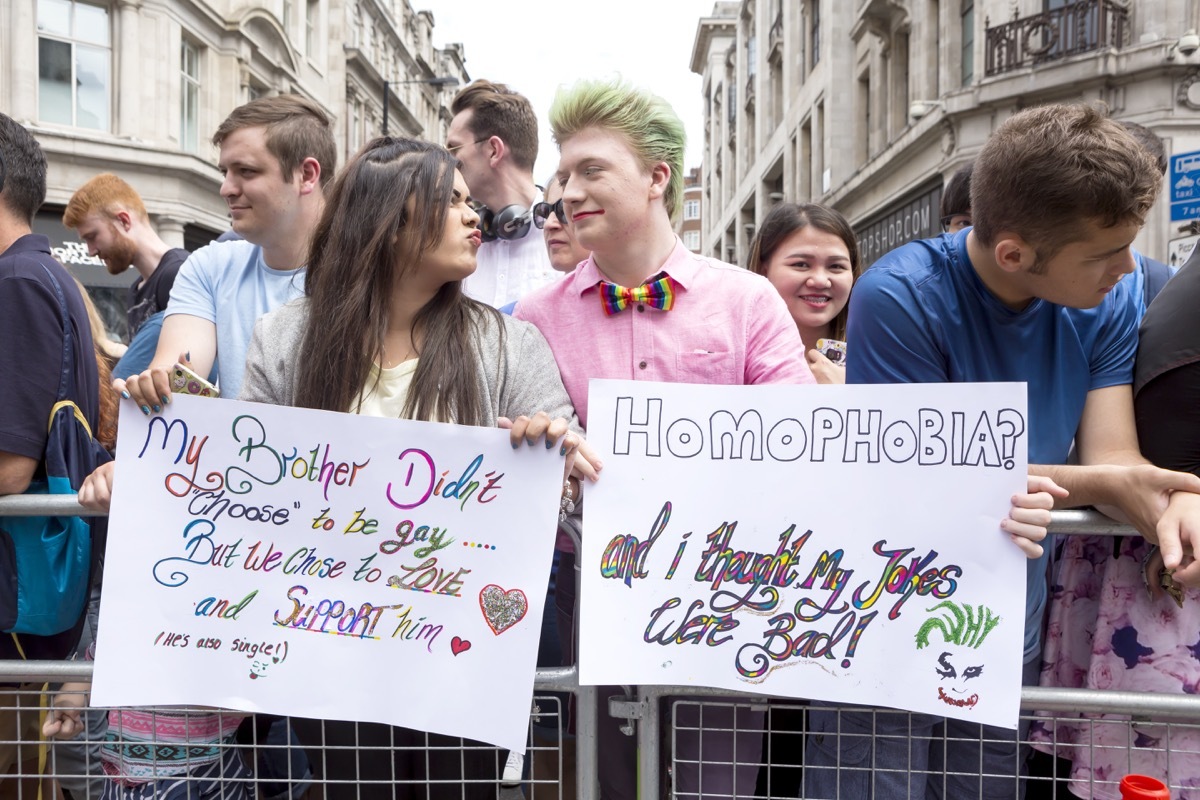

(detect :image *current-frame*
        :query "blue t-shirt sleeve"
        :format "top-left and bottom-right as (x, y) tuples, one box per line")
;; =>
(114, 312), (219, 383)
(165, 248), (217, 323)
(845, 267), (949, 385)
(1088, 283), (1138, 390)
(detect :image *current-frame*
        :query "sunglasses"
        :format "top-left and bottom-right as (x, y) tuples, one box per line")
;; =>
(446, 137), (488, 154)
(532, 199), (567, 229)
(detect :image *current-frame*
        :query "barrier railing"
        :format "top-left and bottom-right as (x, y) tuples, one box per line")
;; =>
(1, 496), (1191, 799)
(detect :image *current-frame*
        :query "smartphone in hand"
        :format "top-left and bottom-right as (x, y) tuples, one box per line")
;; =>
(170, 363), (220, 398)
(816, 338), (848, 366)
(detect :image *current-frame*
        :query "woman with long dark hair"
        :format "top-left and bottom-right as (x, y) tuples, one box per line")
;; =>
(239, 136), (590, 798)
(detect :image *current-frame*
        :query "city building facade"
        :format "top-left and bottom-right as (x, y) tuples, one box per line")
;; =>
(678, 165), (703, 252)
(1, 0), (466, 337)
(691, 0), (1200, 270)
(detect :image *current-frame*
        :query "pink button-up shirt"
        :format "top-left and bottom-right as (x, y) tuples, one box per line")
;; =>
(514, 239), (814, 429)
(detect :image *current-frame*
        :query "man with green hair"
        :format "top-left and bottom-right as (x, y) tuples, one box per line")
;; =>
(514, 77), (814, 800)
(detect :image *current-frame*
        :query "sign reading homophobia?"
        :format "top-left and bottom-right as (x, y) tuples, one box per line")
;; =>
(581, 380), (1029, 729)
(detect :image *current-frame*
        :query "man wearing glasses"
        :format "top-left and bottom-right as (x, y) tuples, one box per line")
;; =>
(447, 80), (560, 309)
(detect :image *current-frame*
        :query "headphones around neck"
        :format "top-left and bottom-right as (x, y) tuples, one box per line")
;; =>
(477, 203), (533, 243)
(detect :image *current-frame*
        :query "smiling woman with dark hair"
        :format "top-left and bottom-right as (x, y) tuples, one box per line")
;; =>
(747, 202), (861, 384)
(239, 136), (596, 797)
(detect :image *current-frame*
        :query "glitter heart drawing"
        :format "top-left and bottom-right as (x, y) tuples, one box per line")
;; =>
(479, 584), (528, 635)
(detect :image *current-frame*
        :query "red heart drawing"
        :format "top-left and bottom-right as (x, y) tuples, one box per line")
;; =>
(451, 636), (471, 656)
(479, 584), (529, 635)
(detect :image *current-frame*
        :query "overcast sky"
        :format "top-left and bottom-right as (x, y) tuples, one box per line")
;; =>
(417, 1), (719, 183)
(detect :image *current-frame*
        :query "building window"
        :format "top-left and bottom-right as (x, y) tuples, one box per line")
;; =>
(363, 14), (375, 58)
(306, 0), (318, 56)
(37, 0), (110, 130)
(961, 0), (974, 85)
(814, 100), (826, 194)
(811, 0), (821, 67)
(247, 80), (266, 102)
(857, 71), (870, 165)
(684, 200), (700, 220)
(180, 39), (200, 154)
(683, 230), (701, 251)
(349, 98), (362, 158)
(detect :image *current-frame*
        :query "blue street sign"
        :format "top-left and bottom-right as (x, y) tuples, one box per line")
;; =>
(1170, 151), (1200, 221)
(1170, 150), (1200, 203)
(1172, 199), (1200, 222)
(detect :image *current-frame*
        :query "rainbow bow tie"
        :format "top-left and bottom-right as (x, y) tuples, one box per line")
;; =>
(599, 273), (676, 316)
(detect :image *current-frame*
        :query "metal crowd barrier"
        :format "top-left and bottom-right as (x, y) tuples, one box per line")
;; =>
(0, 497), (1195, 799)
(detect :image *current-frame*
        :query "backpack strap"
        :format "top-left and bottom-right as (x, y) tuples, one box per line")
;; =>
(48, 400), (93, 438)
(36, 263), (75, 404)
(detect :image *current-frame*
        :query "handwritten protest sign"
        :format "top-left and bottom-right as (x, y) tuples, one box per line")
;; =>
(92, 396), (563, 751)
(581, 380), (1028, 728)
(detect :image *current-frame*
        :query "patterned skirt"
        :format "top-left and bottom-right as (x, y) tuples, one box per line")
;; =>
(1031, 534), (1200, 799)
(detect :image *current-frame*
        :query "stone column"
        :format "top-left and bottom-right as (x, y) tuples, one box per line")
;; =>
(117, 0), (142, 138)
(155, 215), (186, 249)
(871, 42), (887, 157)
(9, 0), (38, 121)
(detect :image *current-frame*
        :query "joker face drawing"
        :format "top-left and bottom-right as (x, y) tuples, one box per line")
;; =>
(934, 650), (984, 708)
(915, 600), (1001, 711)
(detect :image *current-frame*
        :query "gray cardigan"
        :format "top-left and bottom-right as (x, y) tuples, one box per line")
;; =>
(239, 298), (582, 437)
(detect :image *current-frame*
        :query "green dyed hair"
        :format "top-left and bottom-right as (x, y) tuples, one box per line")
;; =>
(915, 601), (1001, 650)
(549, 78), (686, 222)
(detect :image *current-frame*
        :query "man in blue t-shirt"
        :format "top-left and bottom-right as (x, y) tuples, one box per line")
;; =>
(805, 104), (1200, 799)
(119, 94), (335, 408)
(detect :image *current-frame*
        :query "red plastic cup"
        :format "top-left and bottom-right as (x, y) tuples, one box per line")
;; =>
(1120, 775), (1170, 799)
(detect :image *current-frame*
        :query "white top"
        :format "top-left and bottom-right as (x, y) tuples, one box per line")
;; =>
(354, 358), (419, 418)
(462, 192), (561, 308)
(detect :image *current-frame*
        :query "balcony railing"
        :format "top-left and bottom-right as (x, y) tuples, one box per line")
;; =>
(984, 0), (1130, 78)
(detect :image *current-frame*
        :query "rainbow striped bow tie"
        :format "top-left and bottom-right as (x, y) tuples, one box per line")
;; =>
(599, 272), (676, 316)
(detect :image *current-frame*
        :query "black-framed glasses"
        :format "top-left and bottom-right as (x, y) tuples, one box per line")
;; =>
(940, 213), (972, 233)
(532, 199), (567, 229)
